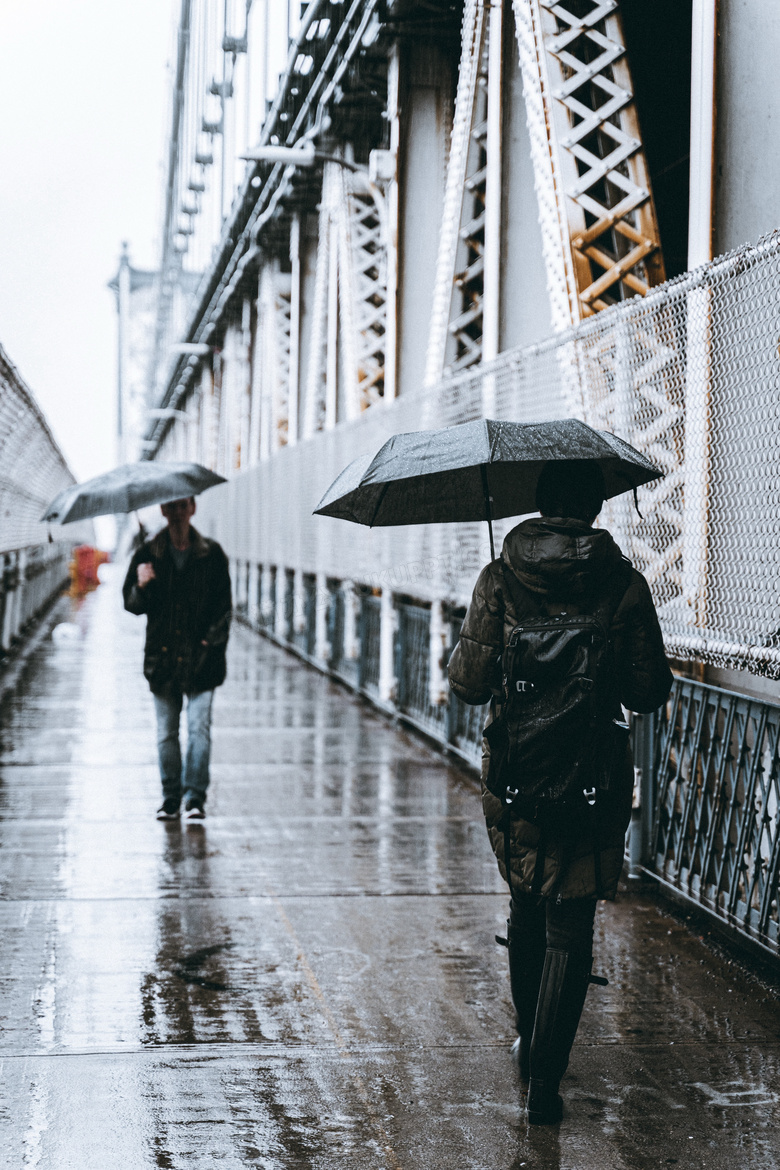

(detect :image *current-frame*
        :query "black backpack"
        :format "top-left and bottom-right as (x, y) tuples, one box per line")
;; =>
(484, 559), (633, 827)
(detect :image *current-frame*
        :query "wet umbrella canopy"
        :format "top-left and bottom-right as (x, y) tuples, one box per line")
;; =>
(42, 462), (226, 524)
(314, 418), (662, 540)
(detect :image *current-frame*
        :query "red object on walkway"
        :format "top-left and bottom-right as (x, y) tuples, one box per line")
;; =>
(69, 545), (109, 595)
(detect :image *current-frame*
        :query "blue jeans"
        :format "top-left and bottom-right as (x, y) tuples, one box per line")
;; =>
(153, 689), (214, 803)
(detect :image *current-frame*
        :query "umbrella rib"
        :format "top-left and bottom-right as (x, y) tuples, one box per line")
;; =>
(368, 482), (390, 528)
(488, 420), (502, 461)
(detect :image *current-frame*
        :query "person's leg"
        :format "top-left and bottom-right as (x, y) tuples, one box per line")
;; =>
(182, 689), (215, 806)
(527, 897), (597, 1124)
(507, 893), (548, 1084)
(153, 690), (183, 806)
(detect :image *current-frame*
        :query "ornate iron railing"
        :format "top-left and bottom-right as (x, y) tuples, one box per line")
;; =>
(0, 544), (71, 658)
(395, 601), (449, 738)
(642, 678), (780, 954)
(358, 594), (381, 692)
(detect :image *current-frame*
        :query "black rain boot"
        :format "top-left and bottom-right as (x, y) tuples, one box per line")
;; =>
(526, 948), (592, 1125)
(507, 920), (546, 1087)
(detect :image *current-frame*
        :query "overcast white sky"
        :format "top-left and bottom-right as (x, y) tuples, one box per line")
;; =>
(0, 0), (175, 481)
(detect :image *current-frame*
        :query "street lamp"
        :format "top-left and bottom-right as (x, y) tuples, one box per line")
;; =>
(241, 143), (355, 171)
(168, 342), (213, 357)
(240, 143), (395, 183)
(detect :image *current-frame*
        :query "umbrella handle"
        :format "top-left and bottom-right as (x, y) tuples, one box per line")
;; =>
(480, 464), (496, 561)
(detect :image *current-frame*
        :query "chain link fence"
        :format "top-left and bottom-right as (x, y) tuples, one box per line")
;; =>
(199, 230), (780, 679)
(0, 344), (79, 656)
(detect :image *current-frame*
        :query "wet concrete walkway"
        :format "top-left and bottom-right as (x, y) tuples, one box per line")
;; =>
(1, 568), (780, 1168)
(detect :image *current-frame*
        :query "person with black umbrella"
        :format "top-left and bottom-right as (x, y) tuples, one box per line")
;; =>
(123, 496), (232, 822)
(448, 460), (672, 1124)
(315, 417), (672, 1124)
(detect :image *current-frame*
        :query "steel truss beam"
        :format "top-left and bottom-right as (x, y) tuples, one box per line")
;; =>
(514, 0), (665, 325)
(424, 0), (489, 384)
(304, 159), (390, 437)
(145, 0), (386, 457)
(258, 262), (293, 453)
(338, 169), (389, 414)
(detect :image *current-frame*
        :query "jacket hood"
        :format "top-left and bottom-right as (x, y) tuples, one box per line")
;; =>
(501, 516), (624, 598)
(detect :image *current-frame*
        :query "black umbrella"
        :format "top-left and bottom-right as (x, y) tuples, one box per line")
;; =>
(42, 461), (227, 524)
(314, 418), (662, 557)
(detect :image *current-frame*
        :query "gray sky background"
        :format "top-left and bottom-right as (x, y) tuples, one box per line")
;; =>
(0, 0), (174, 481)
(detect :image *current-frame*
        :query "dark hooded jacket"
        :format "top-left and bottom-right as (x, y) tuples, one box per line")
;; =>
(123, 526), (232, 695)
(448, 517), (672, 900)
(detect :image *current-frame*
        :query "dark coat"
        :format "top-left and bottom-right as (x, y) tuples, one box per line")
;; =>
(123, 526), (232, 695)
(448, 517), (673, 900)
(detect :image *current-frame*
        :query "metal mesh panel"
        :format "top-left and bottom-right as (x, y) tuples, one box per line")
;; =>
(196, 231), (780, 678)
(0, 344), (76, 555)
(327, 580), (345, 672)
(255, 565), (275, 630)
(303, 574), (317, 657)
(359, 594), (381, 692)
(651, 678), (780, 953)
(284, 570), (295, 643)
(395, 602), (449, 737)
(0, 343), (79, 650)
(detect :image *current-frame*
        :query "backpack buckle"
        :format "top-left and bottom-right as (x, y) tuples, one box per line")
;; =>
(515, 680), (534, 693)
(504, 786), (519, 806)
(583, 786), (596, 806)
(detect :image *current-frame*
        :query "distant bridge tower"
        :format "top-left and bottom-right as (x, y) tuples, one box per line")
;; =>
(108, 243), (157, 464)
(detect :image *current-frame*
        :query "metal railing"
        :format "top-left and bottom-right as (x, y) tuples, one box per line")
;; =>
(358, 594), (381, 693)
(635, 677), (780, 955)
(0, 342), (82, 667)
(395, 601), (449, 739)
(0, 544), (70, 658)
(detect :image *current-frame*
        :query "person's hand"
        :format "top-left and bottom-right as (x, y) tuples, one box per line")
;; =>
(137, 562), (156, 588)
(201, 639), (208, 646)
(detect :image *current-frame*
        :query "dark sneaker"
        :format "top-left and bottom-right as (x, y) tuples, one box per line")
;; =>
(183, 796), (206, 821)
(156, 798), (181, 821)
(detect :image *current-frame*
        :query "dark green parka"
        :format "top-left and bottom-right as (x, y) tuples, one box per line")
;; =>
(448, 517), (673, 900)
(123, 526), (232, 695)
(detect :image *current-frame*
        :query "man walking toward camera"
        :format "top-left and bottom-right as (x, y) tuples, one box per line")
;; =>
(123, 497), (232, 822)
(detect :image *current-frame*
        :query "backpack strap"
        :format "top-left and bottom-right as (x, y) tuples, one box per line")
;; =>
(592, 557), (633, 631)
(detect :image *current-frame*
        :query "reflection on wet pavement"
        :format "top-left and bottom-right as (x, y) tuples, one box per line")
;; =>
(1, 568), (780, 1168)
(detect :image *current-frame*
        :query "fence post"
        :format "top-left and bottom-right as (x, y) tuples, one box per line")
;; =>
(343, 581), (359, 661)
(247, 562), (259, 626)
(315, 571), (329, 662)
(274, 566), (287, 640)
(293, 569), (306, 638)
(261, 564), (273, 625)
(11, 550), (24, 641)
(0, 554), (8, 654)
(378, 588), (396, 704)
(428, 598), (449, 707)
(629, 709), (657, 875)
